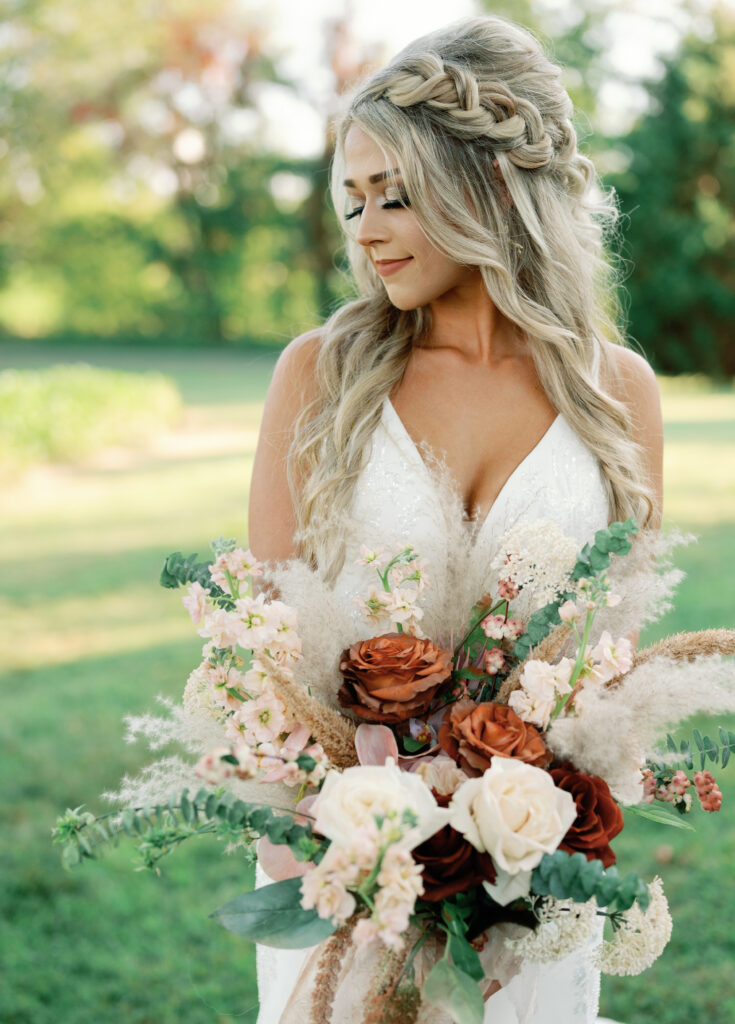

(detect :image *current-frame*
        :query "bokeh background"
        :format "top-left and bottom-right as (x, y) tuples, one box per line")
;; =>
(1, 0), (734, 1021)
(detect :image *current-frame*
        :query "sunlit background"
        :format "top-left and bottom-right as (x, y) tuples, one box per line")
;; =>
(1, 1), (734, 1022)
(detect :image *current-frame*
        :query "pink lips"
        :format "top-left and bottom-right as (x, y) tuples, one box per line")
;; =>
(375, 257), (413, 277)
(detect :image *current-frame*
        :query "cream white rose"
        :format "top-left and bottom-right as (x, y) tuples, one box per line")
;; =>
(314, 758), (450, 850)
(449, 757), (577, 874)
(483, 868), (532, 906)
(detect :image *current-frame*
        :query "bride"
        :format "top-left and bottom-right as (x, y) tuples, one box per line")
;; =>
(247, 13), (663, 1024)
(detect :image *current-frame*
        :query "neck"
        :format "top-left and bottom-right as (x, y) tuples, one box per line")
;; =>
(424, 270), (521, 365)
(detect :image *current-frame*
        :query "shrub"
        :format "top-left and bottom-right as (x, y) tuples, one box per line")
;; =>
(0, 363), (182, 474)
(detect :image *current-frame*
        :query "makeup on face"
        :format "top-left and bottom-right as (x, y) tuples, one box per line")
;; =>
(342, 125), (479, 310)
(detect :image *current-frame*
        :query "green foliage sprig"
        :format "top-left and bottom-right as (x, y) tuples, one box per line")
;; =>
(53, 789), (321, 873)
(159, 550), (228, 597)
(531, 849), (650, 914)
(651, 727), (735, 773)
(514, 519), (638, 661)
(160, 537), (257, 600)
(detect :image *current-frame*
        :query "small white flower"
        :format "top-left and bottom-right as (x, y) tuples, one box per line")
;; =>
(491, 521), (579, 610)
(507, 896), (599, 963)
(594, 877), (672, 976)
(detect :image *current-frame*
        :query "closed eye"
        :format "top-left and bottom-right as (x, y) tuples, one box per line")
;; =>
(344, 194), (411, 221)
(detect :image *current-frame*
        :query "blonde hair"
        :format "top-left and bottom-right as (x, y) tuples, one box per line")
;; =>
(290, 14), (654, 582)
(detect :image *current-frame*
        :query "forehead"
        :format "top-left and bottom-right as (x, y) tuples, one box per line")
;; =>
(343, 125), (400, 184)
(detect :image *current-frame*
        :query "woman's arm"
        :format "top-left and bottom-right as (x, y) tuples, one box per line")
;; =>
(248, 329), (322, 562)
(606, 344), (664, 529)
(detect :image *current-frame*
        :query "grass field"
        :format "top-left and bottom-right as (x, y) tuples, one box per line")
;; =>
(0, 343), (733, 1024)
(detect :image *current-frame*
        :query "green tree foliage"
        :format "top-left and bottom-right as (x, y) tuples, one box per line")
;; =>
(607, 4), (735, 376)
(0, 0), (333, 343)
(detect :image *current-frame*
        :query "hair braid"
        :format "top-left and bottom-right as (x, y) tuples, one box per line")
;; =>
(376, 55), (554, 169)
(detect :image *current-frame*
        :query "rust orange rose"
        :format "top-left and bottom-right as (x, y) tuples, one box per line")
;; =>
(412, 792), (496, 900)
(337, 633), (453, 724)
(550, 762), (624, 868)
(438, 699), (551, 775)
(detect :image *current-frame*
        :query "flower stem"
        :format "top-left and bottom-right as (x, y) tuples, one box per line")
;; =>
(550, 607), (595, 722)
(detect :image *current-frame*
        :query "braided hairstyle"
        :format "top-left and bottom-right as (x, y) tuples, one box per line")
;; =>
(290, 15), (654, 582)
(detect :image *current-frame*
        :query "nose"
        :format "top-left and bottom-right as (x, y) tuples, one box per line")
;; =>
(354, 199), (390, 250)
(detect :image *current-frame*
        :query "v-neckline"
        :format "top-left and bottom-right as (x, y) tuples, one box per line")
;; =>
(382, 396), (562, 539)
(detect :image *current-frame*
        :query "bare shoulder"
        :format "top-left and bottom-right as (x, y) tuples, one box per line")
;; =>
(603, 344), (660, 411)
(269, 327), (323, 411)
(603, 342), (664, 521)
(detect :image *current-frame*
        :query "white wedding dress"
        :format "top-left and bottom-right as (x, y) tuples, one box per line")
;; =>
(256, 395), (611, 1024)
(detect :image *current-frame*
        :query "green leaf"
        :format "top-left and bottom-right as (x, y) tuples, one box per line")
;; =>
(423, 960), (484, 1024)
(210, 877), (336, 948)
(624, 802), (694, 830)
(719, 727), (734, 769)
(594, 871), (621, 908)
(402, 736), (428, 753)
(447, 932), (484, 982)
(702, 734), (720, 765)
(588, 547), (610, 571)
(614, 873), (641, 913)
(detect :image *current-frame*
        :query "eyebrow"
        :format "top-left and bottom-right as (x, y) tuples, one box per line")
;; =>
(343, 168), (402, 188)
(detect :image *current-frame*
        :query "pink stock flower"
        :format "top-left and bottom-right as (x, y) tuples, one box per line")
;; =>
(558, 599), (580, 623)
(209, 548), (263, 594)
(589, 632), (634, 684)
(353, 917), (380, 946)
(206, 662), (248, 710)
(198, 608), (244, 649)
(384, 587), (424, 628)
(182, 581), (211, 624)
(355, 545), (388, 568)
(195, 746), (235, 786)
(353, 585), (392, 626)
(227, 692), (289, 745)
(233, 593), (277, 650)
(243, 658), (274, 695)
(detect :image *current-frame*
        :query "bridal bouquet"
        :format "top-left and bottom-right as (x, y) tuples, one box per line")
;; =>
(54, 520), (735, 1024)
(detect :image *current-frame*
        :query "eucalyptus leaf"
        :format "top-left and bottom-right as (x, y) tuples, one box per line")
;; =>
(423, 960), (485, 1024)
(210, 877), (336, 948)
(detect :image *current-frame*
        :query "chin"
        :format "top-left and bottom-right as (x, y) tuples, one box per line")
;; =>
(383, 286), (434, 312)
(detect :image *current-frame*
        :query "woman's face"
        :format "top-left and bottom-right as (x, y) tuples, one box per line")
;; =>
(342, 125), (480, 311)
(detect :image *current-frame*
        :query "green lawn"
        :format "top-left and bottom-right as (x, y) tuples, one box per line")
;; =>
(0, 342), (733, 1024)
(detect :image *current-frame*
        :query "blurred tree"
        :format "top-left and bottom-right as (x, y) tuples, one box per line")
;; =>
(607, 3), (735, 376)
(0, 0), (323, 343)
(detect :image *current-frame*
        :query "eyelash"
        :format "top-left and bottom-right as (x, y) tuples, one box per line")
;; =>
(344, 198), (411, 221)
